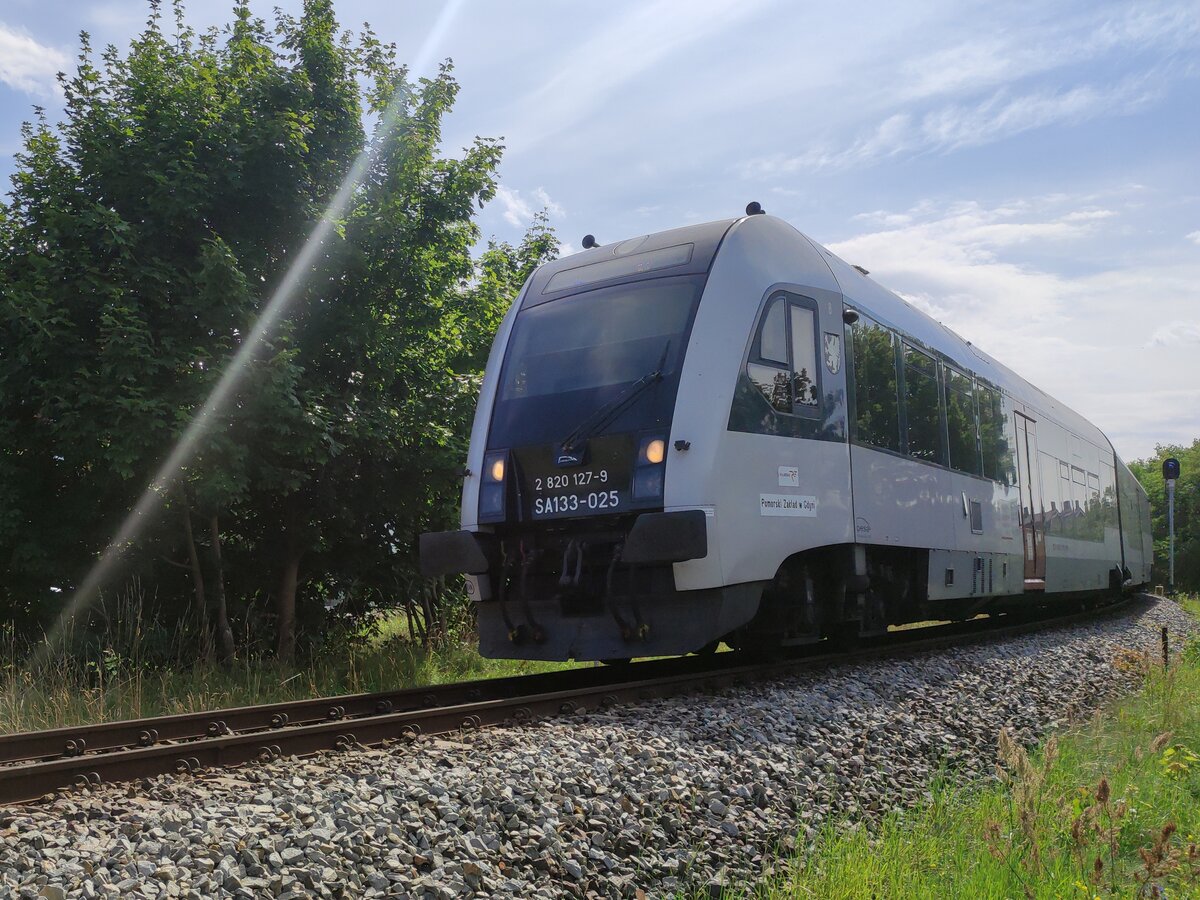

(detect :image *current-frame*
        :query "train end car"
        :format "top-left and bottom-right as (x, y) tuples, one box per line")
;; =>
(420, 207), (1151, 661)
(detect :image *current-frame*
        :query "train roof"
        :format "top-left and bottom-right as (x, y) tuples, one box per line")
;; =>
(522, 219), (736, 307)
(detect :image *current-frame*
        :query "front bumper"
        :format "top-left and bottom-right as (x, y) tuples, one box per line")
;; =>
(419, 530), (496, 578)
(418, 509), (708, 577)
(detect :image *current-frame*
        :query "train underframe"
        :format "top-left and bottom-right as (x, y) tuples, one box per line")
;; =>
(450, 515), (1128, 662)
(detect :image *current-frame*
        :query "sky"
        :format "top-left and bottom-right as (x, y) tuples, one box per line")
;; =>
(1, 0), (1197, 461)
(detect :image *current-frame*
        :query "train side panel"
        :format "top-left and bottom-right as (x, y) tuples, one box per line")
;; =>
(1027, 413), (1124, 593)
(1116, 459), (1152, 585)
(666, 215), (853, 592)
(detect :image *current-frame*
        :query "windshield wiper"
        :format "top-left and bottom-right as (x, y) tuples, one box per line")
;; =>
(559, 341), (671, 454)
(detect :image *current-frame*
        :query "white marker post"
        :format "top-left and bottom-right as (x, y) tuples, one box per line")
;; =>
(1163, 457), (1180, 594)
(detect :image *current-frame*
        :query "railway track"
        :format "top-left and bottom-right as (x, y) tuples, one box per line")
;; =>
(0, 595), (1144, 807)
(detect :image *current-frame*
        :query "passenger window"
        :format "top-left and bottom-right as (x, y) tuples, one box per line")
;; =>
(1068, 466), (1087, 533)
(790, 306), (819, 409)
(1059, 465), (1071, 528)
(903, 345), (945, 465)
(944, 367), (980, 475)
(977, 385), (1008, 483)
(849, 314), (901, 452)
(1039, 452), (1061, 532)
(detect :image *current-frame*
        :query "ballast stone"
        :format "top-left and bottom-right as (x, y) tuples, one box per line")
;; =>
(0, 597), (1193, 898)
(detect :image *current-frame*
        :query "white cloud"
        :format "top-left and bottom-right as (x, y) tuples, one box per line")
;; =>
(494, 187), (533, 228)
(1188, 230), (1200, 245)
(896, 3), (1200, 104)
(1061, 209), (1117, 222)
(743, 74), (1163, 175)
(532, 187), (564, 218)
(919, 77), (1161, 152)
(825, 194), (1200, 459)
(1150, 321), (1200, 346)
(853, 210), (913, 228)
(0, 23), (68, 97)
(493, 186), (564, 228)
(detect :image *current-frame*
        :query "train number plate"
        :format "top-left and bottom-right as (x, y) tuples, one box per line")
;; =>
(531, 469), (622, 518)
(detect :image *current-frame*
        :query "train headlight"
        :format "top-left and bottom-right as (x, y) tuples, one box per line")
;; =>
(641, 438), (666, 465)
(633, 434), (668, 501)
(489, 457), (506, 483)
(480, 450), (509, 522)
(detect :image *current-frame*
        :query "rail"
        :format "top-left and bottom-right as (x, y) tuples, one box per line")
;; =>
(0, 595), (1143, 807)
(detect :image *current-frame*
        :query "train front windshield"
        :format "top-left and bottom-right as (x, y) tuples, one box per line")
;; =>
(488, 275), (703, 448)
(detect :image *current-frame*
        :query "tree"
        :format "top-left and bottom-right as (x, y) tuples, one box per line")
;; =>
(0, 0), (557, 658)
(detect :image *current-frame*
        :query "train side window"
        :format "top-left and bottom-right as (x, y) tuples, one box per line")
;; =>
(758, 299), (787, 364)
(978, 385), (1009, 483)
(848, 314), (901, 452)
(1067, 465), (1086, 536)
(747, 363), (792, 413)
(790, 305), (820, 409)
(748, 297), (791, 412)
(746, 294), (821, 416)
(1059, 464), (1071, 526)
(1099, 463), (1119, 532)
(902, 344), (945, 465)
(1039, 452), (1061, 532)
(944, 367), (980, 475)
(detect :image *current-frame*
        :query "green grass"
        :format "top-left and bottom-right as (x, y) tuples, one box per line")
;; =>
(749, 595), (1200, 899)
(0, 618), (579, 734)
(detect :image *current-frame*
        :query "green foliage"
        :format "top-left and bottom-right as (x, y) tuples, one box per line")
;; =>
(1131, 440), (1200, 591)
(0, 0), (557, 655)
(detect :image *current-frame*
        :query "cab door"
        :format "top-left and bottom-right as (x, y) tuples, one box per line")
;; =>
(1013, 412), (1046, 589)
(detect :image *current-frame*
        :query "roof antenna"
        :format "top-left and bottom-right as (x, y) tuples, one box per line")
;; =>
(745, 201), (765, 216)
(582, 234), (599, 249)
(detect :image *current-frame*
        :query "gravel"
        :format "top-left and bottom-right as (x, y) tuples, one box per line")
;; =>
(1, 596), (1194, 899)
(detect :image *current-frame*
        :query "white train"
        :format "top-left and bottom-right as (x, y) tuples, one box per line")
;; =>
(420, 206), (1153, 661)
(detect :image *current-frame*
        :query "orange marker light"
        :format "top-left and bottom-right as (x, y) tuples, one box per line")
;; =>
(490, 458), (506, 482)
(645, 439), (666, 465)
